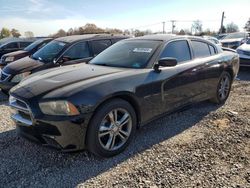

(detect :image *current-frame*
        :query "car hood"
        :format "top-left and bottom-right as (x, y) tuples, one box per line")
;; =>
(237, 43), (250, 51)
(220, 38), (242, 43)
(10, 64), (126, 98)
(3, 50), (28, 57)
(3, 56), (43, 75)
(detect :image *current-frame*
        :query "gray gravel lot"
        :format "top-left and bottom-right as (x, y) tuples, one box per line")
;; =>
(0, 68), (250, 188)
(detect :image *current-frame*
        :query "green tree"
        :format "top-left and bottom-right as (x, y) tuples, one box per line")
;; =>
(226, 22), (239, 33)
(178, 29), (185, 35)
(11, 28), (21, 38)
(244, 18), (250, 32)
(24, 31), (34, 38)
(0, 28), (11, 39)
(192, 20), (203, 35)
(53, 29), (67, 37)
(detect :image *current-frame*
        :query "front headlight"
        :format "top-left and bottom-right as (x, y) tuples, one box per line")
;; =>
(11, 72), (30, 83)
(39, 101), (80, 116)
(5, 56), (15, 62)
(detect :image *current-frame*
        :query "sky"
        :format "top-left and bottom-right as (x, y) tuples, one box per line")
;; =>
(0, 0), (249, 36)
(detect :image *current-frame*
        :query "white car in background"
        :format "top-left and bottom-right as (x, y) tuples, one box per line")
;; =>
(237, 39), (250, 67)
(203, 36), (222, 47)
(220, 32), (248, 49)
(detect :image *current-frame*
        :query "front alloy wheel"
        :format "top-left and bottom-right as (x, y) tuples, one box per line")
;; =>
(87, 99), (136, 157)
(98, 108), (132, 151)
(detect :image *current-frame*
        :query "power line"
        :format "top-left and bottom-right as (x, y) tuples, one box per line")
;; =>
(130, 19), (222, 30)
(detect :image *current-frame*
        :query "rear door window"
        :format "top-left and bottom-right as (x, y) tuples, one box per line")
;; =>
(191, 41), (211, 58)
(63, 42), (90, 60)
(5, 42), (18, 49)
(91, 39), (112, 56)
(20, 42), (32, 48)
(160, 40), (191, 63)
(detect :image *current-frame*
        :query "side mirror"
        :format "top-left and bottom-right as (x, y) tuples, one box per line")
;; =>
(154, 57), (177, 73)
(57, 56), (71, 64)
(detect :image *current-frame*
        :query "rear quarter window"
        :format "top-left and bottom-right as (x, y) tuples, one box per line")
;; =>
(20, 42), (32, 48)
(191, 41), (211, 58)
(209, 45), (216, 55)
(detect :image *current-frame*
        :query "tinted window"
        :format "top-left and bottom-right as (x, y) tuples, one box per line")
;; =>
(191, 41), (210, 58)
(63, 42), (90, 60)
(32, 40), (67, 63)
(209, 45), (216, 55)
(20, 42), (32, 48)
(111, 38), (126, 44)
(6, 42), (18, 49)
(160, 40), (191, 63)
(24, 40), (44, 51)
(223, 32), (247, 39)
(90, 40), (160, 68)
(91, 40), (112, 56)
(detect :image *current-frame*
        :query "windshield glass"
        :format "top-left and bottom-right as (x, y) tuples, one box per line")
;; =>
(224, 33), (246, 39)
(32, 40), (66, 63)
(247, 39), (250, 44)
(90, 40), (160, 68)
(24, 39), (44, 51)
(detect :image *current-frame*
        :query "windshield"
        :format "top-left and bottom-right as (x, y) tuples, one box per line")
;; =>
(224, 33), (246, 39)
(24, 39), (44, 51)
(247, 39), (250, 45)
(90, 40), (160, 68)
(32, 40), (66, 63)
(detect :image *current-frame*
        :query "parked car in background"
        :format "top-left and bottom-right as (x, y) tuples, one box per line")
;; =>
(0, 38), (36, 58)
(0, 34), (128, 93)
(0, 38), (53, 68)
(236, 38), (250, 67)
(202, 36), (222, 46)
(220, 32), (248, 49)
(214, 34), (227, 40)
(9, 34), (239, 157)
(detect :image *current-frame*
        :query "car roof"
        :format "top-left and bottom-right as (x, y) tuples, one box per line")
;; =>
(0, 37), (35, 44)
(56, 34), (129, 43)
(127, 34), (211, 42)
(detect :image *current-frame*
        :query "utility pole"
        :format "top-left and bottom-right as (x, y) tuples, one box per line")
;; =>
(220, 12), (225, 34)
(171, 20), (176, 34)
(162, 22), (165, 34)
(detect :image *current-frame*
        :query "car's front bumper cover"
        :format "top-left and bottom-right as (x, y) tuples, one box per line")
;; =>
(10, 96), (93, 152)
(13, 115), (92, 151)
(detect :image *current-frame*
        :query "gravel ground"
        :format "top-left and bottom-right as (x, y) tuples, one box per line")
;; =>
(0, 68), (249, 188)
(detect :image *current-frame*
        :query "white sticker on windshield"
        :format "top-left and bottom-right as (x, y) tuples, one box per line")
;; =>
(59, 42), (65, 46)
(133, 48), (152, 53)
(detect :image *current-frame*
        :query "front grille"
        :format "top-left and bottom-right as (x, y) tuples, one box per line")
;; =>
(0, 71), (10, 81)
(243, 50), (250, 56)
(10, 96), (33, 126)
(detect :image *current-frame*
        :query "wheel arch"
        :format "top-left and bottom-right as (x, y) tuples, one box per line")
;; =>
(90, 92), (142, 128)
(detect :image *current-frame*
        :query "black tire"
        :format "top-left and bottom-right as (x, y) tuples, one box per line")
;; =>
(86, 98), (137, 157)
(210, 71), (232, 104)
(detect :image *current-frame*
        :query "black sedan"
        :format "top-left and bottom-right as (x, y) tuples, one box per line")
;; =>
(0, 34), (128, 93)
(0, 38), (53, 68)
(9, 35), (239, 157)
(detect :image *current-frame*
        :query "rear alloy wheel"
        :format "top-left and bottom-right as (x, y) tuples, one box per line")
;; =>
(210, 72), (232, 104)
(86, 99), (136, 157)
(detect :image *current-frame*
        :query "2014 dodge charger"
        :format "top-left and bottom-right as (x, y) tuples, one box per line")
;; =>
(9, 35), (239, 157)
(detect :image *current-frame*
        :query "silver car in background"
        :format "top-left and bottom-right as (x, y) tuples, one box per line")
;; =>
(237, 39), (250, 67)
